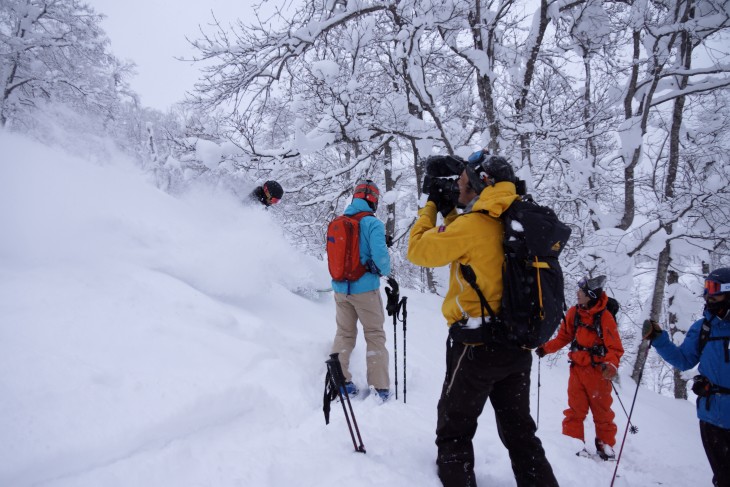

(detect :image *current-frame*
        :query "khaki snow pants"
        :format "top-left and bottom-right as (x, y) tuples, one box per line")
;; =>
(331, 289), (390, 390)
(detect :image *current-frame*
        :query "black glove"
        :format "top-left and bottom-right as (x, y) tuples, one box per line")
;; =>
(641, 319), (662, 341)
(692, 375), (711, 397)
(427, 179), (457, 217)
(385, 277), (400, 316)
(385, 235), (394, 248)
(535, 347), (546, 358)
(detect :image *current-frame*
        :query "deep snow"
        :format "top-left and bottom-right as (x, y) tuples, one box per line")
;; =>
(0, 132), (713, 486)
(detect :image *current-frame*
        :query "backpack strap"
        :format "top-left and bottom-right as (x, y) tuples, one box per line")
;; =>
(593, 310), (604, 340)
(570, 309), (607, 364)
(350, 211), (374, 221)
(698, 318), (730, 363)
(698, 318), (711, 356)
(459, 210), (500, 326)
(459, 264), (498, 344)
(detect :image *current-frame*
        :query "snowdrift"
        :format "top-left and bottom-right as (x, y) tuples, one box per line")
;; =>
(0, 132), (711, 486)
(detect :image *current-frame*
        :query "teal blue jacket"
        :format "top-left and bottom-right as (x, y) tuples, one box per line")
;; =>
(331, 198), (391, 295)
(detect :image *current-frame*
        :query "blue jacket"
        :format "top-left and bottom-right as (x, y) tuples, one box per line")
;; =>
(651, 310), (730, 429)
(331, 198), (391, 295)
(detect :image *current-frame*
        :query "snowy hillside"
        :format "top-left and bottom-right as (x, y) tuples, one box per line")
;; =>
(0, 132), (712, 486)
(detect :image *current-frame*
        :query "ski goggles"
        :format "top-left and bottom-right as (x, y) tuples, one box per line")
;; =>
(704, 279), (730, 296)
(577, 277), (598, 299)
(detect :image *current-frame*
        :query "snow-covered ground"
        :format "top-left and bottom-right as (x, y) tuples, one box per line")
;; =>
(0, 132), (712, 486)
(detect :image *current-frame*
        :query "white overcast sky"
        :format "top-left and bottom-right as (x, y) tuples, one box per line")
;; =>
(90, 0), (254, 111)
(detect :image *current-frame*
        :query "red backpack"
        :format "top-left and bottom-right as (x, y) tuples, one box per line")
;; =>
(326, 212), (373, 281)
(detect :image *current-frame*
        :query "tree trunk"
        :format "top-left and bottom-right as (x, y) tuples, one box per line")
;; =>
(423, 267), (438, 294)
(673, 368), (688, 399)
(414, 153), (438, 293)
(514, 0), (548, 166)
(667, 270), (688, 399)
(617, 28), (641, 231)
(383, 141), (396, 239)
(468, 1), (500, 152)
(632, 245), (671, 384)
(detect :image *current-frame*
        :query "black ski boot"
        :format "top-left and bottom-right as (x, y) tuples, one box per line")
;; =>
(595, 438), (616, 461)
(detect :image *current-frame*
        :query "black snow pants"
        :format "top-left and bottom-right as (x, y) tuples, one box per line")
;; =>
(700, 420), (730, 487)
(435, 339), (559, 487)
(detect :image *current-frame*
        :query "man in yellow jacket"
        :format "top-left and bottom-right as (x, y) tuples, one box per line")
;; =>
(408, 151), (558, 487)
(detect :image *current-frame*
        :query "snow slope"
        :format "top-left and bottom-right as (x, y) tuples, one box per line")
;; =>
(0, 132), (712, 486)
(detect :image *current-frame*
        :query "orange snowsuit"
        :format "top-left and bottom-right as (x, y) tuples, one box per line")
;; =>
(542, 292), (624, 446)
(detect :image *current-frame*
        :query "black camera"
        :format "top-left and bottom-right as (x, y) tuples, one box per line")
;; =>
(422, 155), (465, 195)
(426, 177), (459, 198)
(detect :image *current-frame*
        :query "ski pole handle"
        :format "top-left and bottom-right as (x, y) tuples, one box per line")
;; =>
(327, 353), (348, 387)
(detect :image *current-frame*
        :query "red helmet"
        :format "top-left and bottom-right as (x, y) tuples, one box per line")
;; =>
(353, 179), (380, 211)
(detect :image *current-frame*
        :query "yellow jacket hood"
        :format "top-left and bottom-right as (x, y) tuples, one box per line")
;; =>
(473, 181), (519, 217)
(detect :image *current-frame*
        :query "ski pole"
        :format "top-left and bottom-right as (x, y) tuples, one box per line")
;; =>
(401, 296), (408, 403)
(385, 277), (400, 400)
(324, 358), (359, 451)
(536, 356), (541, 430)
(393, 312), (399, 400)
(326, 353), (366, 453)
(611, 350), (647, 486)
(611, 382), (639, 434)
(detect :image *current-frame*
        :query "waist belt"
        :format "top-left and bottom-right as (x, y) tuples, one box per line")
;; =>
(449, 316), (493, 344)
(570, 342), (607, 367)
(693, 375), (730, 411)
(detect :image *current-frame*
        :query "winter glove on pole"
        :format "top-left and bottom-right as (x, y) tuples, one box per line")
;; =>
(385, 277), (400, 317)
(384, 277), (400, 398)
(641, 319), (662, 341)
(601, 363), (618, 380)
(535, 347), (546, 358)
(323, 368), (336, 425)
(385, 235), (394, 248)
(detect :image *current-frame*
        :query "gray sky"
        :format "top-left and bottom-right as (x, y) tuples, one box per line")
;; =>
(90, 0), (252, 111)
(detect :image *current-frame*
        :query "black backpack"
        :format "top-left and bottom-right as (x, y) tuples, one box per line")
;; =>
(606, 296), (620, 319)
(462, 194), (572, 348)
